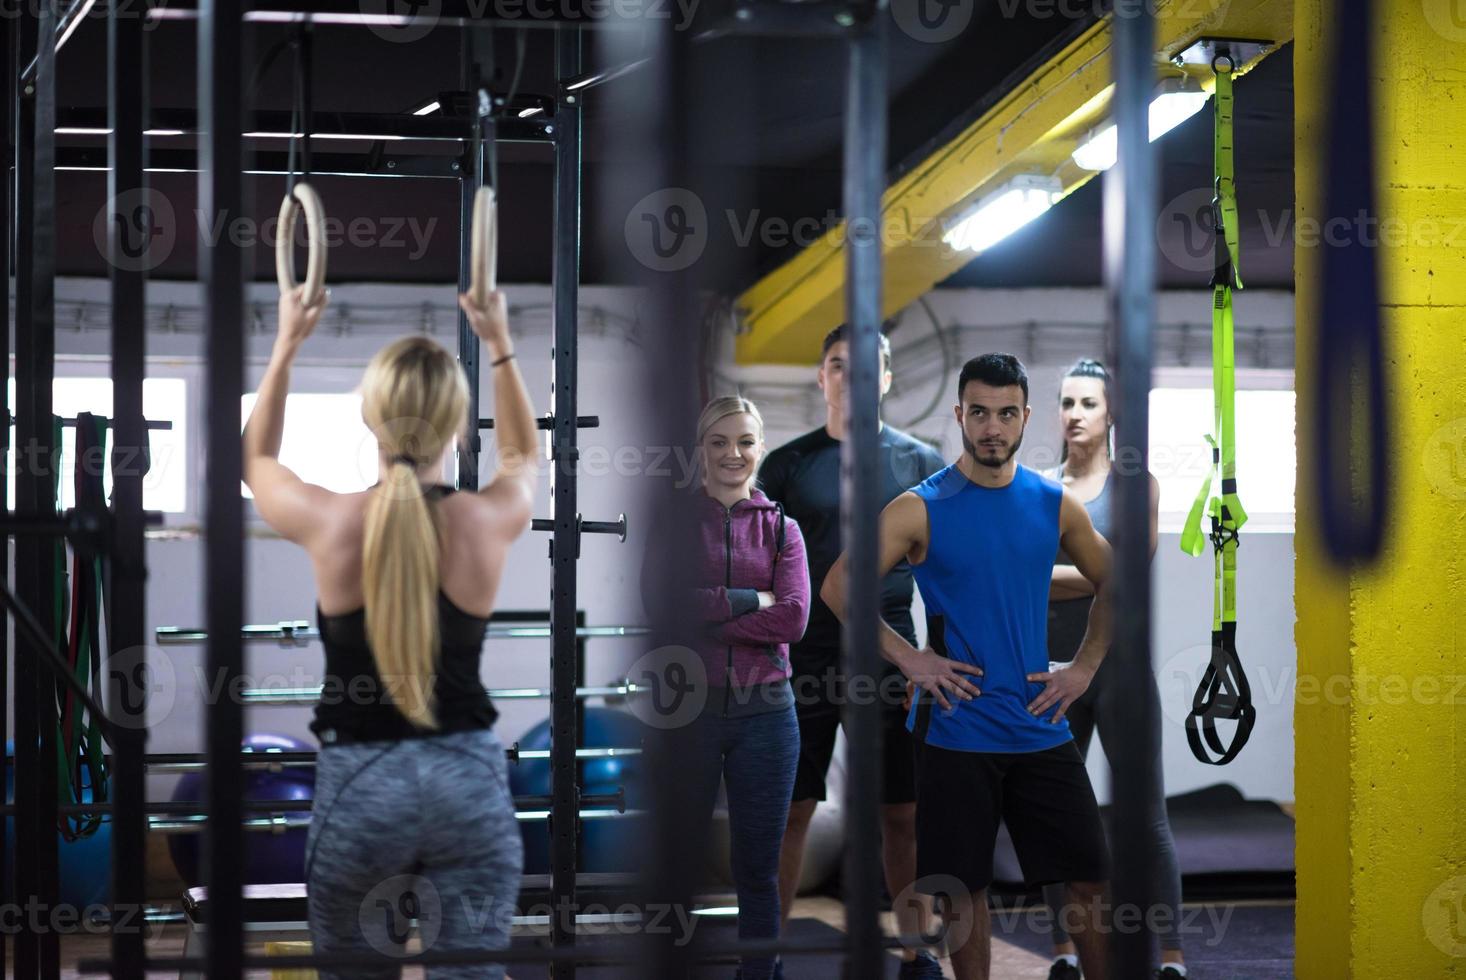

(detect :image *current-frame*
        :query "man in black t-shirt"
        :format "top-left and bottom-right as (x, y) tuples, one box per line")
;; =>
(758, 324), (945, 979)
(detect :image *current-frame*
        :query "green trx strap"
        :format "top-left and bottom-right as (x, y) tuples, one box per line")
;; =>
(1179, 56), (1256, 766)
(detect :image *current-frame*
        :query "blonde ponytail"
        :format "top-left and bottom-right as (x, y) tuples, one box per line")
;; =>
(358, 336), (471, 729)
(362, 461), (442, 728)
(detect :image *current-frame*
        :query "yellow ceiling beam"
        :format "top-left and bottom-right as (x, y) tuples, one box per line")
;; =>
(733, 0), (1294, 365)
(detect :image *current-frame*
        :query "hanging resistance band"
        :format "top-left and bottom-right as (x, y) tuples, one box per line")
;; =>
(53, 413), (110, 839)
(1316, 0), (1388, 562)
(1179, 55), (1256, 766)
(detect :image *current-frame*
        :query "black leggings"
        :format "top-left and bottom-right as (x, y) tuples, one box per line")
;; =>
(1040, 656), (1183, 952)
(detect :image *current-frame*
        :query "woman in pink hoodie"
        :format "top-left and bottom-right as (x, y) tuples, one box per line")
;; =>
(686, 395), (810, 980)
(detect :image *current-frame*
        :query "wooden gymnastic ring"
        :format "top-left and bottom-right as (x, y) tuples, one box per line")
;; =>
(469, 185), (498, 308)
(275, 181), (327, 306)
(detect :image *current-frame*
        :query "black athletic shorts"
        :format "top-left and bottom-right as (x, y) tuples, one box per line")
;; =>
(914, 740), (1109, 894)
(789, 660), (918, 805)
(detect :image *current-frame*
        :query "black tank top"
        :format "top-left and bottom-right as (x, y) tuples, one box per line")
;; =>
(311, 485), (499, 745)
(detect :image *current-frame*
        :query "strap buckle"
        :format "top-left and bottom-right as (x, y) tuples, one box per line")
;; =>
(1208, 516), (1240, 551)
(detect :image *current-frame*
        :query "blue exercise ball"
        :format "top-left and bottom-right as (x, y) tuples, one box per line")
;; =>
(510, 708), (645, 874)
(3, 743), (112, 910)
(167, 733), (315, 887)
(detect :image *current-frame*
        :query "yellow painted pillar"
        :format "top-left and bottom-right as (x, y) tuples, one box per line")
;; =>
(1294, 1), (1466, 977)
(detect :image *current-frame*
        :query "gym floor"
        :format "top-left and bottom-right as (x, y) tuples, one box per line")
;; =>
(22, 894), (1296, 980)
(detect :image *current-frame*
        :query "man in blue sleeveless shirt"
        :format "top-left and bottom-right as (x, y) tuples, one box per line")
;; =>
(822, 354), (1114, 980)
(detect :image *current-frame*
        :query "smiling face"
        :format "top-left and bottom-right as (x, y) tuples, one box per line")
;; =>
(700, 411), (765, 493)
(1059, 375), (1110, 455)
(955, 379), (1030, 469)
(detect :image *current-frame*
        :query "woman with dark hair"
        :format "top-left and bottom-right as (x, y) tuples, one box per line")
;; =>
(244, 287), (537, 979)
(1041, 359), (1186, 980)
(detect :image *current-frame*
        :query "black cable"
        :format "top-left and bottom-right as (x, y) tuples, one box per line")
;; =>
(891, 296), (953, 430)
(247, 37), (293, 99)
(502, 29), (528, 115)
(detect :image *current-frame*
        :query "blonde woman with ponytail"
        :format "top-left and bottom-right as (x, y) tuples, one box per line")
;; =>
(243, 285), (538, 979)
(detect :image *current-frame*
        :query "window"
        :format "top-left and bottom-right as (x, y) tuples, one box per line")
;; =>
(1149, 380), (1295, 532)
(6, 377), (188, 513)
(240, 393), (380, 497)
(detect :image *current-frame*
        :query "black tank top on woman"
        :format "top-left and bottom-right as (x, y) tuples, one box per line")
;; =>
(310, 485), (499, 745)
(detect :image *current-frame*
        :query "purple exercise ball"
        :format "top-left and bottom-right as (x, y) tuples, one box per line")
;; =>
(167, 733), (316, 887)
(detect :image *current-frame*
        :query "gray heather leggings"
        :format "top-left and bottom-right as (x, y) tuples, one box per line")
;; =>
(305, 729), (523, 979)
(1040, 657), (1183, 953)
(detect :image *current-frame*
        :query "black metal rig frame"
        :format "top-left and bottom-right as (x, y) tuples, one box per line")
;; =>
(4, 0), (1163, 978)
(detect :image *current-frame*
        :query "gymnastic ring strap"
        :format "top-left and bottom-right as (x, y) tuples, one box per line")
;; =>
(469, 185), (498, 308)
(1184, 623), (1256, 766)
(275, 181), (327, 307)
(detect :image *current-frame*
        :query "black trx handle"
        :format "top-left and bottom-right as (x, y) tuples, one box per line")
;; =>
(1185, 622), (1256, 766)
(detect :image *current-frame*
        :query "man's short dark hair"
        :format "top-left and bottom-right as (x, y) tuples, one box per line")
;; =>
(821, 323), (892, 372)
(958, 353), (1029, 404)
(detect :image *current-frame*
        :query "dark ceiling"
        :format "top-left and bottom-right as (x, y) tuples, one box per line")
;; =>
(46, 3), (1294, 294)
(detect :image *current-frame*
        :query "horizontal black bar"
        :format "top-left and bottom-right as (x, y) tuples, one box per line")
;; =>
(146, 0), (658, 27)
(123, 750), (320, 768)
(106, 745), (640, 769)
(81, 931), (926, 973)
(580, 519), (625, 536)
(154, 623), (650, 644)
(54, 147), (466, 179)
(142, 0), (870, 34)
(0, 508), (164, 536)
(56, 105), (555, 143)
(480, 414), (599, 430)
(2, 409), (172, 430)
(0, 790), (623, 817)
(531, 515), (626, 538)
(63, 418), (172, 431)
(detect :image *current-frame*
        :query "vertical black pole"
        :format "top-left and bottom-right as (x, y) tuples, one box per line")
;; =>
(573, 611), (586, 827)
(199, 0), (246, 973)
(0, 14), (12, 977)
(549, 27), (582, 978)
(17, 3), (61, 975)
(107, 0), (148, 975)
(840, 8), (887, 979)
(457, 32), (484, 491)
(9, 19), (36, 977)
(1105, 5), (1159, 979)
(635, 13), (699, 978)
